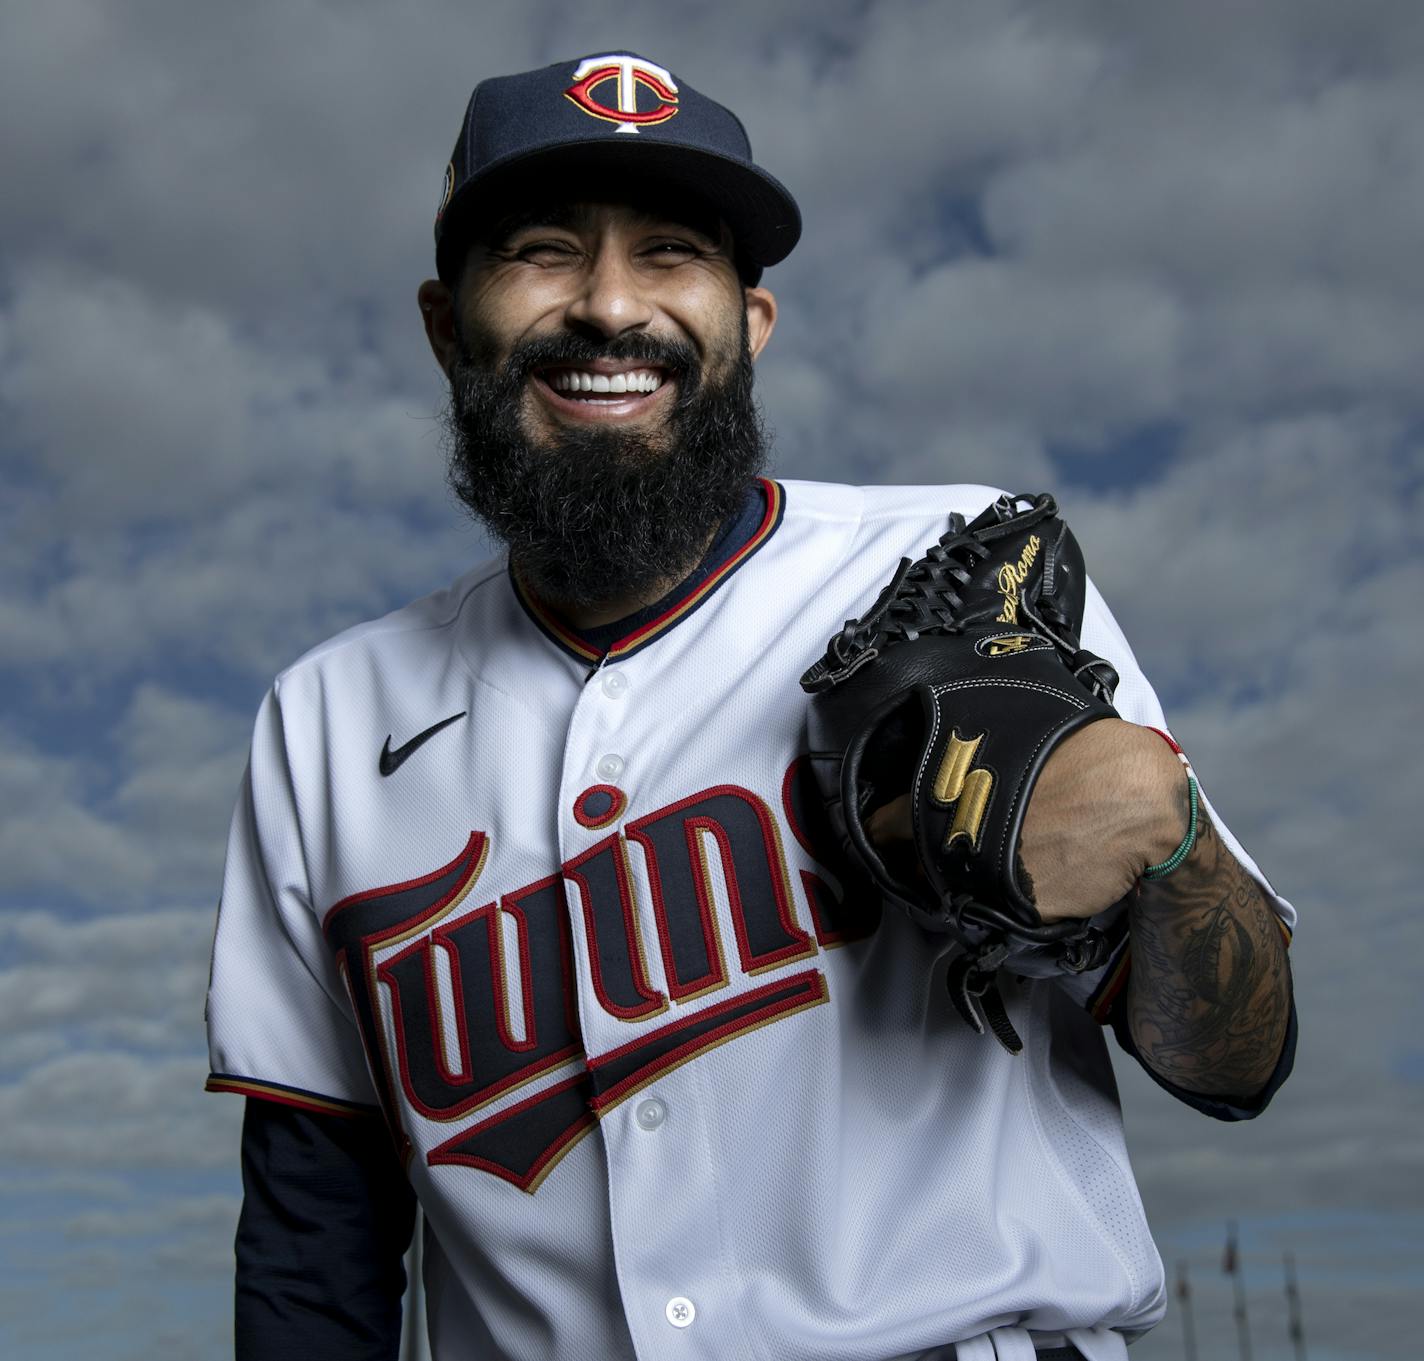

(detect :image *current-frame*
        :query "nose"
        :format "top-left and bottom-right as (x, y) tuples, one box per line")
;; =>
(562, 240), (655, 340)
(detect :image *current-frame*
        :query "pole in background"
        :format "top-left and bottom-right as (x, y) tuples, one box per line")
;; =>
(1175, 1259), (1199, 1361)
(1284, 1251), (1307, 1361)
(1222, 1220), (1252, 1361)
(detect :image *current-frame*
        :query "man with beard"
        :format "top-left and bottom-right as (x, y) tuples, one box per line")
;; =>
(433, 179), (772, 622)
(205, 53), (1295, 1361)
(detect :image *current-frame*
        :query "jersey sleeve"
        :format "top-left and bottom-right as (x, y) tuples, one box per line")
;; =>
(1066, 579), (1297, 1100)
(205, 685), (381, 1117)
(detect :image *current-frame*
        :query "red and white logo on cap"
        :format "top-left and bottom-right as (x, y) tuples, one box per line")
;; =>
(564, 55), (679, 135)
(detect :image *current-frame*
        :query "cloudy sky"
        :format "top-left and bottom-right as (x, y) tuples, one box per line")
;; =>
(2, 1), (1420, 1358)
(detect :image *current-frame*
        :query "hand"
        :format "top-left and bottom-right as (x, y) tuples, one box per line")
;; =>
(865, 719), (1188, 923)
(1017, 718), (1186, 921)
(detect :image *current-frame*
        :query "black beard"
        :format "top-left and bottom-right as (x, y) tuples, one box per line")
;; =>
(442, 318), (767, 613)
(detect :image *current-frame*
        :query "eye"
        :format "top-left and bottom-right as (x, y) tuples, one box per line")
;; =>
(512, 240), (580, 263)
(642, 238), (704, 263)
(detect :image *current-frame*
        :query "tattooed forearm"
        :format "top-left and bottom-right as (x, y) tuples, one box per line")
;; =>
(1126, 810), (1291, 1099)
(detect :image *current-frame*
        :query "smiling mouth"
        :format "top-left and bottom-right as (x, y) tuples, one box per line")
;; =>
(536, 364), (670, 399)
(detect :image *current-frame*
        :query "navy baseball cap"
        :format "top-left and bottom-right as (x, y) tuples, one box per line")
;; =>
(434, 52), (801, 287)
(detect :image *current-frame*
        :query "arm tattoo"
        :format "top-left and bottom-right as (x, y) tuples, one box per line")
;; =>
(1126, 810), (1291, 1098)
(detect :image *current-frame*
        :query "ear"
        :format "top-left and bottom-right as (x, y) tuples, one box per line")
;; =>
(744, 285), (777, 360)
(417, 279), (459, 379)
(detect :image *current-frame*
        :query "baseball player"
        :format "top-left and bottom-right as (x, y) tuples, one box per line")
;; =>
(205, 53), (1296, 1361)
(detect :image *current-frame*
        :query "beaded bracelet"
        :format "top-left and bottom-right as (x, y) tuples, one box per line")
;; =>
(1142, 727), (1199, 882)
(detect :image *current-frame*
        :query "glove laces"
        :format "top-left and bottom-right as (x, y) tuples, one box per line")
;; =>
(803, 514), (998, 690)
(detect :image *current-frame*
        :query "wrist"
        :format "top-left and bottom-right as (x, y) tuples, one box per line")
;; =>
(1139, 727), (1198, 881)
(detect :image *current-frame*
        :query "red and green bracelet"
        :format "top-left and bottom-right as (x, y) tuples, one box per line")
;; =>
(1143, 727), (1199, 881)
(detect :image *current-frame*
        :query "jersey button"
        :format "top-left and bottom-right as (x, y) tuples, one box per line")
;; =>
(665, 1296), (696, 1328)
(595, 753), (626, 780)
(600, 669), (629, 698)
(635, 1097), (667, 1130)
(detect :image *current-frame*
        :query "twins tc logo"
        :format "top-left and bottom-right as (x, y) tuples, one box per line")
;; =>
(564, 55), (679, 134)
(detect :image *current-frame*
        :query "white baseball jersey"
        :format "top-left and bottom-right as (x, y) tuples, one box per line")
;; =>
(205, 478), (1294, 1361)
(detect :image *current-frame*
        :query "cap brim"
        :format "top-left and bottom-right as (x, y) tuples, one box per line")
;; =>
(436, 138), (801, 287)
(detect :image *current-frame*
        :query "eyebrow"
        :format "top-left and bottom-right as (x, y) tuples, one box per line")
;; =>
(484, 200), (724, 249)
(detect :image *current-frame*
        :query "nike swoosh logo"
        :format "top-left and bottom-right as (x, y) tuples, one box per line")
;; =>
(379, 711), (467, 777)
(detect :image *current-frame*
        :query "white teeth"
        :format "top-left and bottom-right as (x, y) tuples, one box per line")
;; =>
(549, 369), (664, 395)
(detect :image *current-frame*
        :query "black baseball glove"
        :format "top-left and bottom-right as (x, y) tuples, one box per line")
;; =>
(800, 492), (1122, 1051)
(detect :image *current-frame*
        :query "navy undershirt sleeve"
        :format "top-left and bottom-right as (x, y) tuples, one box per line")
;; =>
(235, 1097), (418, 1360)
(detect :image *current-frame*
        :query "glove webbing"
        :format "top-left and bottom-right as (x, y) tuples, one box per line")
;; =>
(804, 516), (998, 690)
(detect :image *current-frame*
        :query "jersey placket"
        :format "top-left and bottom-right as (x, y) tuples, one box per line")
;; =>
(599, 1056), (758, 1360)
(555, 653), (757, 1360)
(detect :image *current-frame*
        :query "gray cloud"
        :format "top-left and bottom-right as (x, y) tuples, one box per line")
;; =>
(0, 686), (250, 902)
(62, 1193), (240, 1248)
(0, 1051), (239, 1170)
(860, 261), (1186, 443)
(0, 906), (213, 1067)
(0, 742), (154, 901)
(0, 263), (453, 531)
